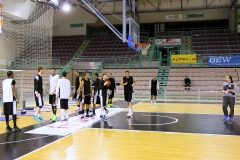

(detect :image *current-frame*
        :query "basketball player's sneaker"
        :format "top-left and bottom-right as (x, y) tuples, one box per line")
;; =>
(12, 126), (21, 132)
(50, 115), (54, 120)
(62, 118), (68, 122)
(223, 116), (229, 121)
(80, 114), (84, 118)
(39, 117), (46, 121)
(229, 117), (233, 124)
(86, 114), (92, 117)
(51, 115), (57, 122)
(150, 101), (152, 106)
(101, 115), (108, 121)
(110, 103), (115, 107)
(33, 116), (41, 122)
(127, 109), (133, 118)
(6, 126), (12, 132)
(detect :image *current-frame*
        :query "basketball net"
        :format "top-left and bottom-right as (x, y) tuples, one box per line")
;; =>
(135, 43), (151, 55)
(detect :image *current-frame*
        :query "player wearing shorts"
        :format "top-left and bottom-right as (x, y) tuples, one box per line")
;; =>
(149, 75), (159, 105)
(56, 72), (71, 121)
(120, 71), (136, 117)
(48, 68), (59, 122)
(80, 73), (92, 118)
(107, 73), (116, 107)
(73, 70), (82, 112)
(99, 73), (109, 121)
(2, 71), (21, 132)
(33, 67), (45, 122)
(92, 73), (100, 116)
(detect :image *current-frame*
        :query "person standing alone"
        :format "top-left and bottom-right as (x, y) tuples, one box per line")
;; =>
(149, 75), (159, 105)
(222, 75), (239, 123)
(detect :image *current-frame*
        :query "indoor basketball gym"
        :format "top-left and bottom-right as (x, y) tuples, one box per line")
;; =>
(1, 0), (240, 159)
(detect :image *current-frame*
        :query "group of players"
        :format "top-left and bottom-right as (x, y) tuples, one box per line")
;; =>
(2, 67), (160, 132)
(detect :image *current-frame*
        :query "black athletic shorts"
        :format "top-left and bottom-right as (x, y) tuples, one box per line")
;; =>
(60, 99), (68, 109)
(151, 90), (157, 96)
(108, 89), (114, 99)
(49, 94), (56, 104)
(184, 83), (191, 87)
(4, 101), (17, 115)
(82, 95), (91, 105)
(124, 91), (134, 103)
(100, 96), (107, 106)
(35, 93), (44, 108)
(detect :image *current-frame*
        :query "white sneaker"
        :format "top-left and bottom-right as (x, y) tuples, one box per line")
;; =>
(154, 101), (156, 105)
(130, 110), (133, 116)
(150, 101), (152, 106)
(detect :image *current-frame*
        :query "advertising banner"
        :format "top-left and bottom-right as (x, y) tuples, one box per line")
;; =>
(208, 56), (240, 66)
(171, 54), (197, 64)
(156, 39), (181, 46)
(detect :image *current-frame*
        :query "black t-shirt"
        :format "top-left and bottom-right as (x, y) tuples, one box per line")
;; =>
(108, 77), (116, 90)
(75, 75), (80, 90)
(151, 79), (157, 90)
(99, 79), (109, 97)
(83, 78), (91, 95)
(184, 78), (191, 84)
(123, 76), (133, 92)
(34, 74), (43, 93)
(94, 78), (100, 93)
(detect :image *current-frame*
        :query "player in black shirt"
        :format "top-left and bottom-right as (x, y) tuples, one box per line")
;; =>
(184, 75), (191, 90)
(99, 73), (109, 121)
(80, 73), (92, 117)
(120, 71), (136, 117)
(33, 67), (45, 122)
(149, 75), (159, 105)
(92, 73), (100, 116)
(108, 73), (116, 107)
(73, 70), (82, 112)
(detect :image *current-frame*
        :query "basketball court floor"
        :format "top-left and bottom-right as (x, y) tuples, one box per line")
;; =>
(0, 100), (240, 160)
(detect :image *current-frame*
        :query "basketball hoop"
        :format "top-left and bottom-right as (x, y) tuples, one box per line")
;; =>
(135, 43), (151, 55)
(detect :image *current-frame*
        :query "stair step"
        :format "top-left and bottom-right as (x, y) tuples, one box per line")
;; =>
(158, 77), (168, 81)
(158, 73), (169, 76)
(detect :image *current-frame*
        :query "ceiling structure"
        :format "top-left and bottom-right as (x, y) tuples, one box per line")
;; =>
(2, 0), (240, 19)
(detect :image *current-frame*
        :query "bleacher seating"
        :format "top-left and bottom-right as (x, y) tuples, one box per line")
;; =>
(52, 35), (85, 65)
(167, 68), (240, 100)
(156, 29), (240, 55)
(80, 32), (149, 60)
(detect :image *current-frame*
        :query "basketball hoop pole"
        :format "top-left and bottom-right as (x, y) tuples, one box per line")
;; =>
(123, 0), (126, 43)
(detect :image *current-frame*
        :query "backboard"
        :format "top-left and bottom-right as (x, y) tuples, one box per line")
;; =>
(122, 0), (140, 52)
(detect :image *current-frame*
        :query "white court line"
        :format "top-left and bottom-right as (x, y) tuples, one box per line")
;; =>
(129, 114), (178, 126)
(130, 110), (230, 116)
(0, 135), (52, 145)
(87, 128), (240, 137)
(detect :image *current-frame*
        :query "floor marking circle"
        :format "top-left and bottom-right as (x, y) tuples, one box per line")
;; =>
(129, 114), (178, 126)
